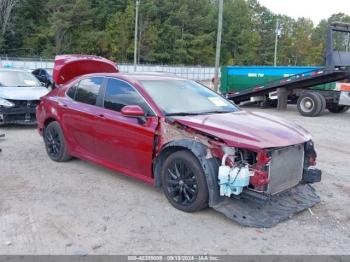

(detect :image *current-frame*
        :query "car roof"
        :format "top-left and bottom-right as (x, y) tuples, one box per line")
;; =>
(86, 72), (186, 82)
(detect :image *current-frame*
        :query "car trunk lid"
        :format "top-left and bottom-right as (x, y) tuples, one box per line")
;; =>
(53, 55), (119, 85)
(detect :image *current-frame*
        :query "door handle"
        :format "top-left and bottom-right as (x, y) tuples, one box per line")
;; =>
(98, 114), (105, 118)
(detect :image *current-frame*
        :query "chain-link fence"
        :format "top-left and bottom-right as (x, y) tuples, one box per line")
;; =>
(0, 57), (217, 81)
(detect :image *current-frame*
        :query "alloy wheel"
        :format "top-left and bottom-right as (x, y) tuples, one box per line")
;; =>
(166, 160), (198, 206)
(45, 126), (61, 158)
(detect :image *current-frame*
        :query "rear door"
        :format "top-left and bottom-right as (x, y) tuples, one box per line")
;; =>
(93, 78), (158, 179)
(60, 77), (105, 158)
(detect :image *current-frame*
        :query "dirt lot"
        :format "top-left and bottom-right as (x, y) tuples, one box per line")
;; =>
(0, 106), (349, 255)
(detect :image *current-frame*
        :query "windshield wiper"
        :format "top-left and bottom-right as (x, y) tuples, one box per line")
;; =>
(166, 111), (234, 117)
(165, 112), (203, 116)
(200, 110), (233, 114)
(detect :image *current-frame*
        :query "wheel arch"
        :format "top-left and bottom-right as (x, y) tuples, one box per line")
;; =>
(43, 117), (58, 129)
(153, 139), (221, 207)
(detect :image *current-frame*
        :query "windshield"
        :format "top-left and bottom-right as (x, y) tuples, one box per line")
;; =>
(0, 71), (41, 87)
(140, 79), (239, 116)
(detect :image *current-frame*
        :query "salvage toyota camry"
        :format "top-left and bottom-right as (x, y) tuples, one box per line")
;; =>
(36, 55), (322, 227)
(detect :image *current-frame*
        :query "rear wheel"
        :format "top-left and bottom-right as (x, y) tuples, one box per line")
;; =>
(44, 121), (71, 162)
(260, 99), (277, 108)
(327, 103), (350, 113)
(297, 92), (325, 117)
(315, 92), (326, 115)
(161, 150), (208, 212)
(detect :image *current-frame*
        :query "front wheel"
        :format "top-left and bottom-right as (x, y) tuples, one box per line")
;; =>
(161, 150), (209, 212)
(44, 121), (71, 162)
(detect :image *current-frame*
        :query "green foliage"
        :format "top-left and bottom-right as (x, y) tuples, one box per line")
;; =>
(106, 0), (135, 61)
(1, 0), (350, 66)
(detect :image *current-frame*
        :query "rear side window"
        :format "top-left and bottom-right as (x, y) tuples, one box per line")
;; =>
(103, 78), (153, 115)
(75, 77), (103, 105)
(67, 84), (78, 99)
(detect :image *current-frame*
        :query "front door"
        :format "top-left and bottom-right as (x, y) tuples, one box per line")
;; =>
(93, 78), (158, 180)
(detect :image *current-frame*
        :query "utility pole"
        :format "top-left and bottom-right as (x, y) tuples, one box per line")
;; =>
(133, 0), (140, 72)
(214, 0), (223, 92)
(274, 18), (280, 67)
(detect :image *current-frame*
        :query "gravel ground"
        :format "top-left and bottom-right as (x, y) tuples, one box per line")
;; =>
(0, 106), (349, 255)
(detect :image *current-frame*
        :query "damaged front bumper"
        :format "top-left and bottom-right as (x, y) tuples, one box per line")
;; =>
(213, 142), (322, 227)
(0, 105), (38, 125)
(212, 183), (320, 228)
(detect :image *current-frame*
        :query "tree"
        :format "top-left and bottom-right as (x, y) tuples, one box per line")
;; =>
(46, 0), (95, 54)
(1, 0), (349, 66)
(222, 0), (262, 65)
(0, 0), (18, 49)
(0, 0), (18, 35)
(106, 0), (135, 62)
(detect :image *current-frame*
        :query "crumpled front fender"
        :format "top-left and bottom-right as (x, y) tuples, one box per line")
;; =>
(153, 139), (222, 207)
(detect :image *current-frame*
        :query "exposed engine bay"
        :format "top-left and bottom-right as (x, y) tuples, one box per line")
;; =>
(213, 141), (322, 227)
(157, 117), (322, 227)
(218, 141), (321, 198)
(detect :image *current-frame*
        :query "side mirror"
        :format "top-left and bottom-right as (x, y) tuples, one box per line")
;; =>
(121, 105), (145, 117)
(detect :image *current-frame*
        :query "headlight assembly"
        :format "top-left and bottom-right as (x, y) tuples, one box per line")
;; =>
(0, 98), (15, 108)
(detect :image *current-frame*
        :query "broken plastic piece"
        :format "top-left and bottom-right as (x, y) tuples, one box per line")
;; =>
(303, 168), (322, 183)
(212, 184), (320, 228)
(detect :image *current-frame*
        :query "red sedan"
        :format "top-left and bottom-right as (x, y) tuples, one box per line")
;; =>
(36, 55), (322, 227)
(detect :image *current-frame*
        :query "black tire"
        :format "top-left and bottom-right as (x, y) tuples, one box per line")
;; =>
(297, 92), (323, 117)
(315, 92), (326, 115)
(327, 103), (350, 113)
(44, 121), (71, 162)
(259, 99), (277, 108)
(161, 150), (209, 212)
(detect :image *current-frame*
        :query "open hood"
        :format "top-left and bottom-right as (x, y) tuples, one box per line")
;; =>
(53, 55), (119, 85)
(172, 111), (311, 150)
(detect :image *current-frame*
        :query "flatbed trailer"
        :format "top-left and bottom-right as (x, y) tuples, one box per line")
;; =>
(222, 22), (350, 117)
(226, 68), (349, 103)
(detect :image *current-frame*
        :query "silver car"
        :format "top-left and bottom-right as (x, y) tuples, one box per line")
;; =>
(0, 68), (49, 125)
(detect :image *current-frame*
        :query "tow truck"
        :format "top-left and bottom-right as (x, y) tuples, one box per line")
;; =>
(221, 22), (350, 117)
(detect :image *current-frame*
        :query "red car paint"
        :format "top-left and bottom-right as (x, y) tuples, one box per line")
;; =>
(36, 55), (312, 186)
(172, 111), (311, 150)
(53, 55), (119, 85)
(121, 105), (146, 117)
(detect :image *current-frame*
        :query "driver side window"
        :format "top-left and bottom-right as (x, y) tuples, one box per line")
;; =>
(103, 78), (154, 116)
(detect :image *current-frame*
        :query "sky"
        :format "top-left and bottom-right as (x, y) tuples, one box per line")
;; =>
(258, 0), (350, 25)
